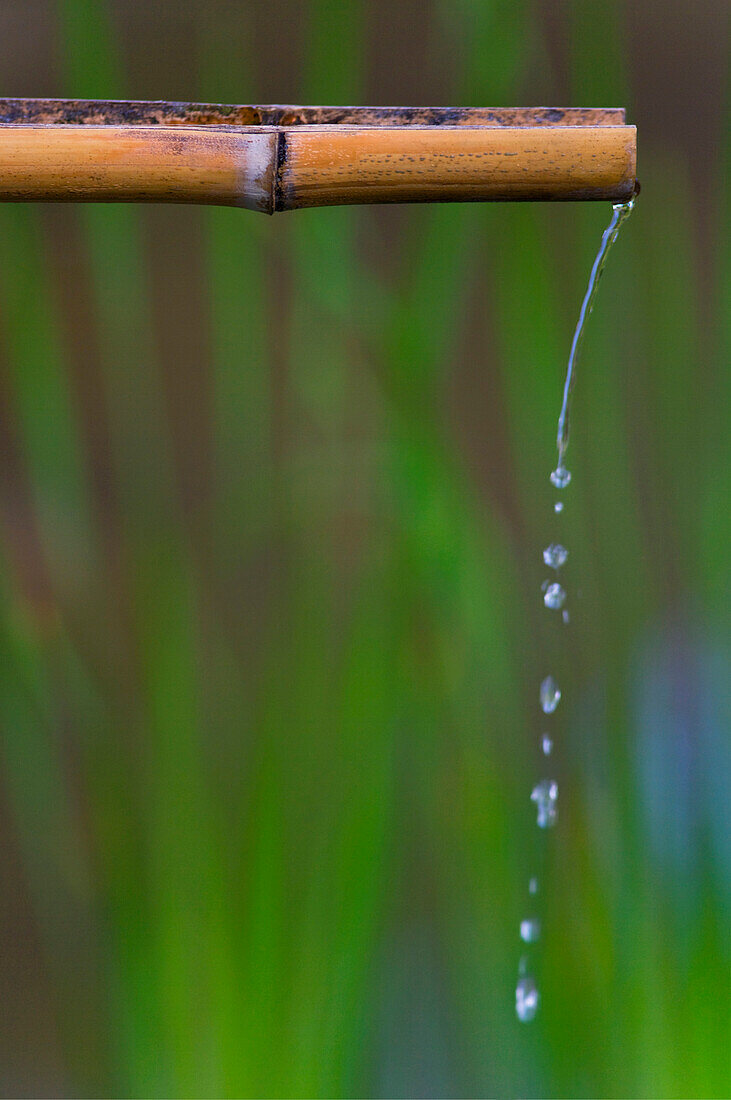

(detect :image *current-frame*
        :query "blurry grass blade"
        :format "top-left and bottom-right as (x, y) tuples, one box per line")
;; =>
(0, 206), (93, 580)
(56, 0), (125, 95)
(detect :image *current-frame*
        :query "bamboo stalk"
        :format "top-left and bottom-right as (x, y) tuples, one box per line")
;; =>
(0, 101), (636, 211)
(0, 127), (277, 211)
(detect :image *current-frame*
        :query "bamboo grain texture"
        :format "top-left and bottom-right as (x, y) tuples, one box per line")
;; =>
(0, 101), (637, 210)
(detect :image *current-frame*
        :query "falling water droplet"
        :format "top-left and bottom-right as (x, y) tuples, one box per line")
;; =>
(562, 609), (570, 624)
(543, 543), (568, 570)
(550, 465), (572, 489)
(528, 877), (538, 895)
(531, 779), (558, 828)
(541, 734), (553, 755)
(518, 954), (528, 976)
(554, 501), (564, 513)
(543, 582), (566, 610)
(540, 676), (561, 714)
(516, 976), (540, 1022)
(520, 918), (541, 943)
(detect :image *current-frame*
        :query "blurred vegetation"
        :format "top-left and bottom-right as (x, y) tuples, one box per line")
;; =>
(0, 1), (728, 1097)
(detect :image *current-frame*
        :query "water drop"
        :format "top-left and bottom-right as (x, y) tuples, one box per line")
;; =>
(528, 877), (538, 895)
(520, 918), (541, 944)
(543, 543), (568, 570)
(531, 779), (558, 828)
(540, 676), (561, 714)
(543, 582), (566, 610)
(550, 465), (571, 489)
(541, 734), (553, 755)
(554, 501), (564, 513)
(562, 609), (570, 624)
(516, 976), (540, 1022)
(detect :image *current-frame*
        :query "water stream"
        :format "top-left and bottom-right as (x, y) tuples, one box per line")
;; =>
(516, 197), (635, 1023)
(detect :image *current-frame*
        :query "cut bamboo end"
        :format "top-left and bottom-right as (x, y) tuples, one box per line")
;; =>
(280, 125), (636, 208)
(0, 101), (637, 211)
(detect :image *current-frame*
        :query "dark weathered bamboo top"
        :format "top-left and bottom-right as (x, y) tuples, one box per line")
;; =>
(0, 100), (626, 129)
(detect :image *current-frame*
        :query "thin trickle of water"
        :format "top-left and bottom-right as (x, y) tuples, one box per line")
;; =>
(554, 197), (635, 469)
(540, 676), (561, 714)
(516, 197), (635, 1022)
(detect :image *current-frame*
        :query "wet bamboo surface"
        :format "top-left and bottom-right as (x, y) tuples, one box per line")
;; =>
(0, 100), (636, 209)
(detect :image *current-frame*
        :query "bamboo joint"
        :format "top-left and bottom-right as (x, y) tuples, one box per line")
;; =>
(0, 101), (637, 211)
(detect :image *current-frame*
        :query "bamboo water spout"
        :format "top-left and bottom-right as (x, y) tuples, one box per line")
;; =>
(0, 101), (636, 211)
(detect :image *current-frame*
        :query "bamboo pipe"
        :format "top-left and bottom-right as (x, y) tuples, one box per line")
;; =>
(0, 100), (636, 211)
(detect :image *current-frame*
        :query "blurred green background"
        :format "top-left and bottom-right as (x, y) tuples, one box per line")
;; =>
(0, 1), (728, 1097)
